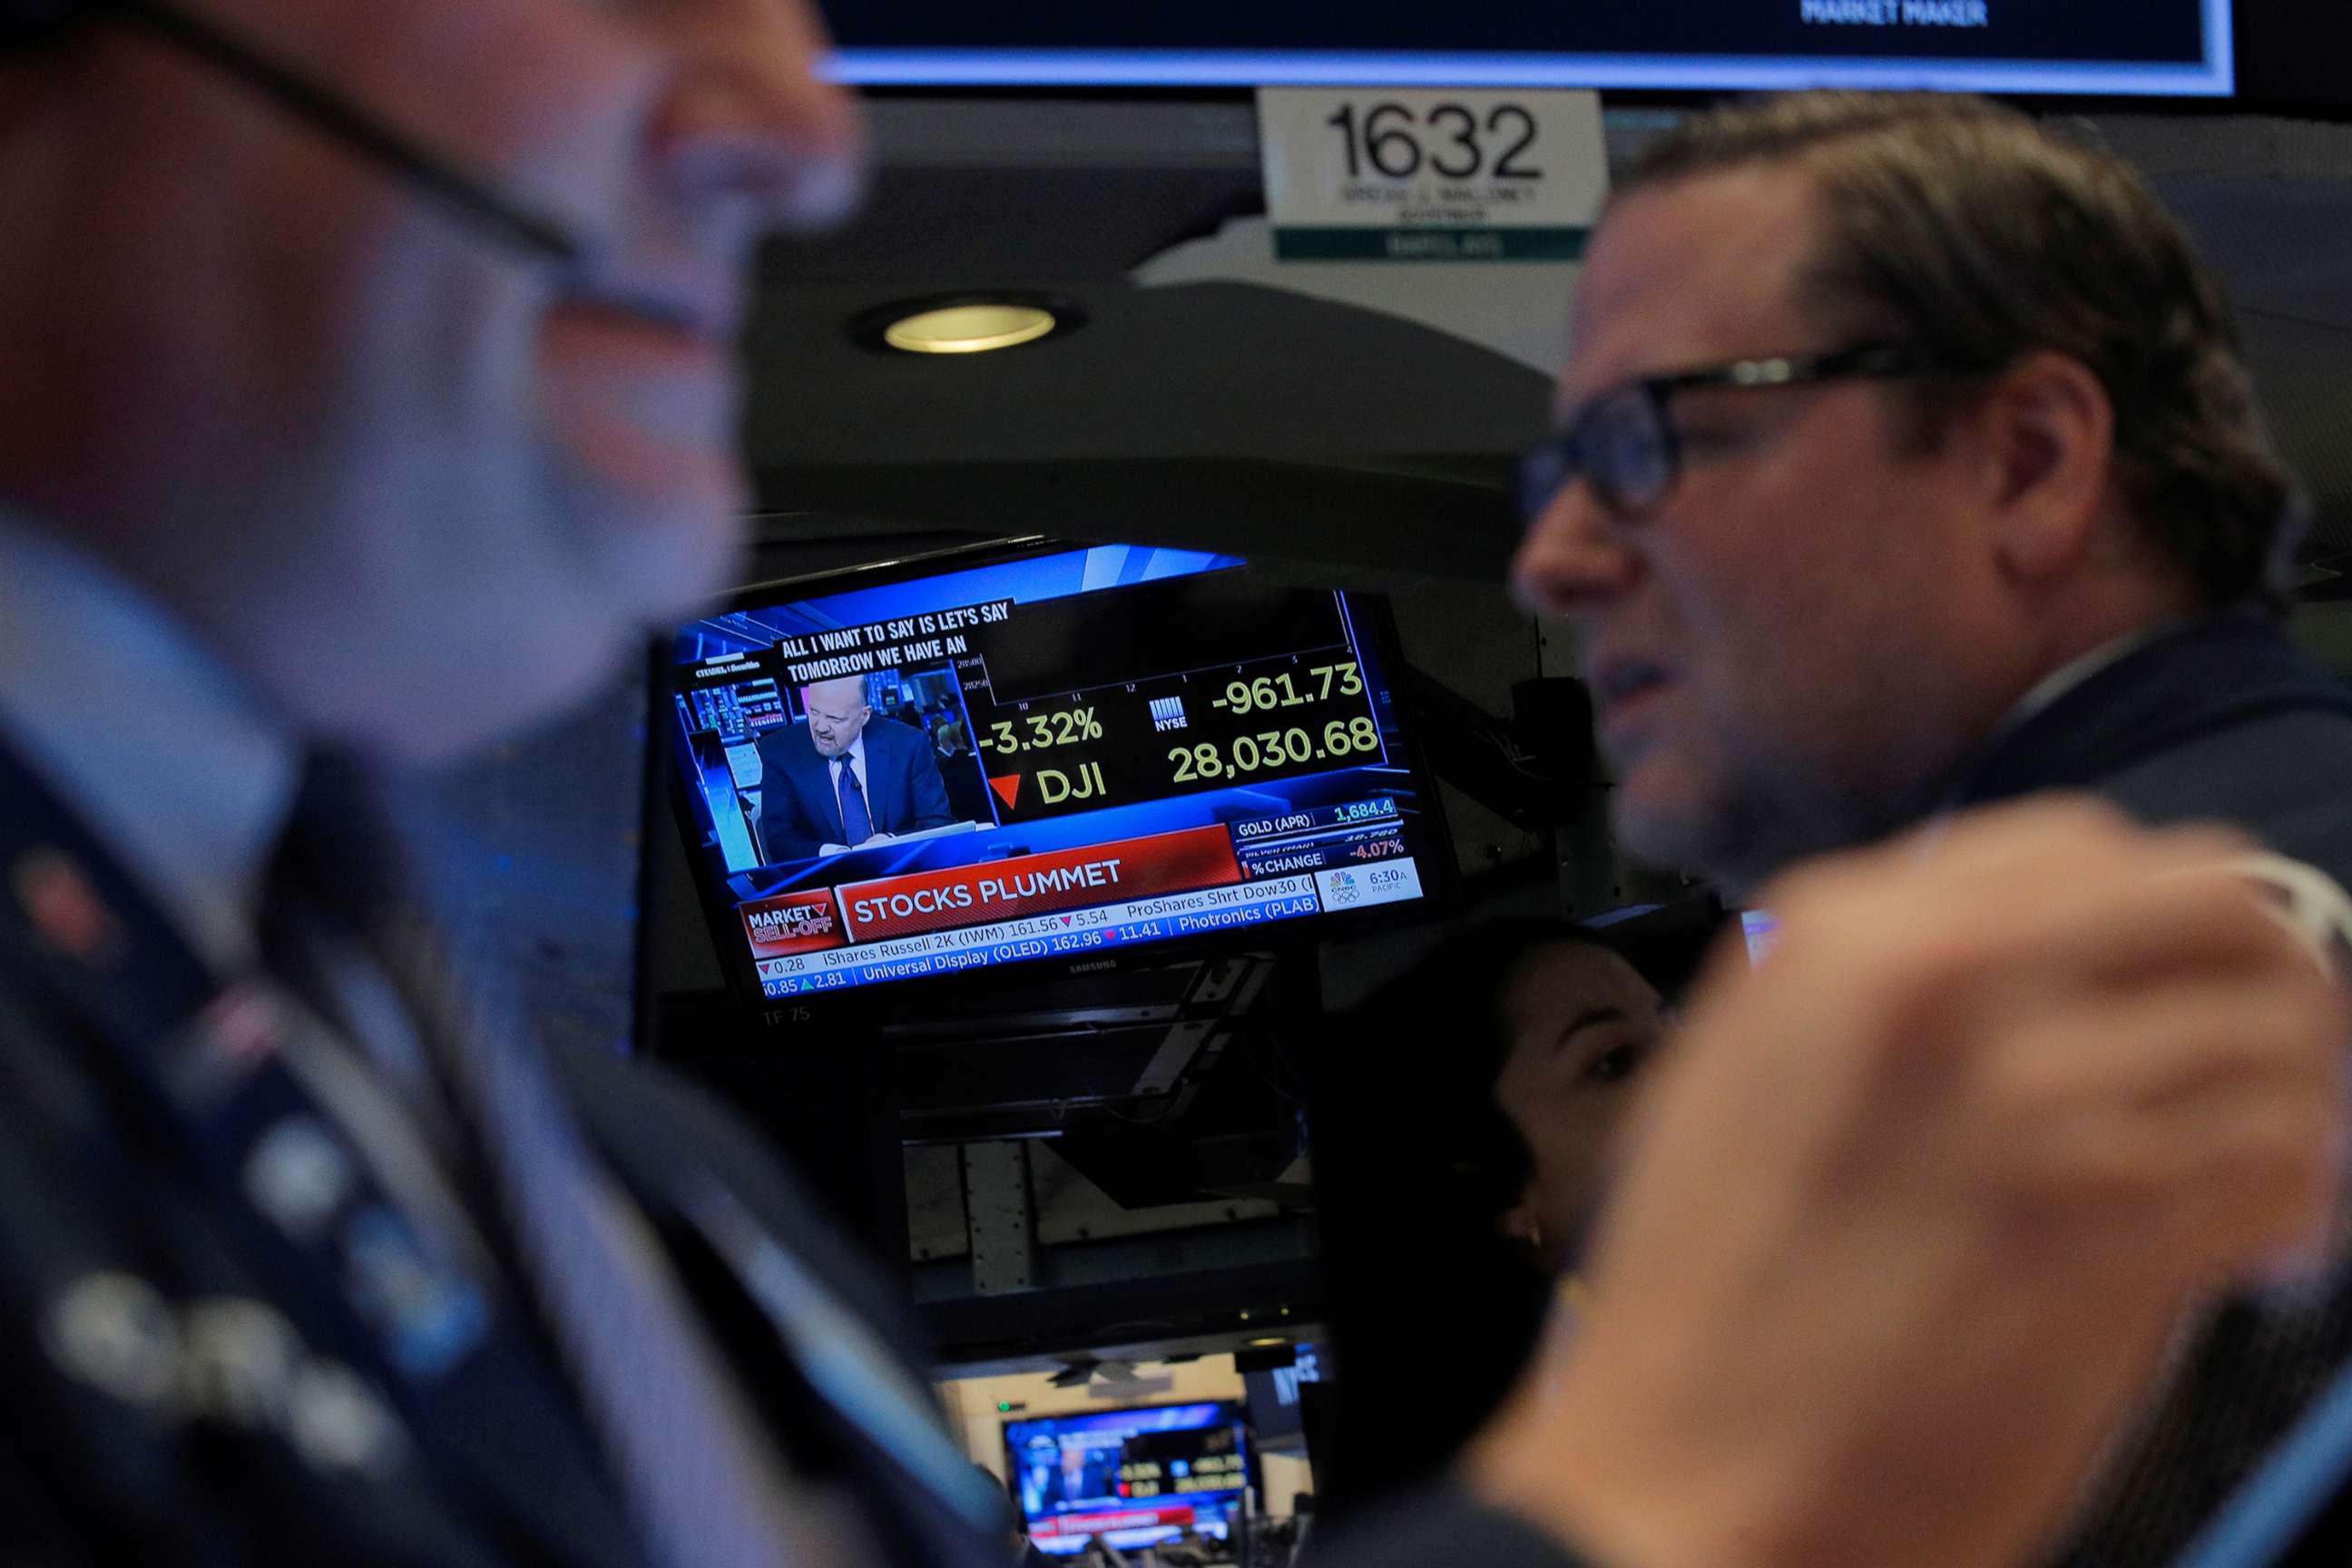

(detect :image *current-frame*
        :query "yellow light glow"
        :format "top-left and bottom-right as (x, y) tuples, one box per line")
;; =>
(1246, 1337), (1286, 1348)
(882, 303), (1057, 355)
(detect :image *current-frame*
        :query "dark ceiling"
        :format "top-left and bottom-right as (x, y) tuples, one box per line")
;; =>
(744, 100), (2352, 583)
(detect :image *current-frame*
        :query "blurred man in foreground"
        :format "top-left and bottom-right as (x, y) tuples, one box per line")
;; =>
(1513, 91), (2352, 1562)
(0, 14), (2341, 1566)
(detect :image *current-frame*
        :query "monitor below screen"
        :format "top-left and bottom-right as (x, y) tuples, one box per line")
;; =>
(667, 544), (1446, 1009)
(1004, 1400), (1254, 1555)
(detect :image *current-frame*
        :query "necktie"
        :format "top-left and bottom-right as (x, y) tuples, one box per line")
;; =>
(274, 752), (850, 1568)
(835, 755), (872, 846)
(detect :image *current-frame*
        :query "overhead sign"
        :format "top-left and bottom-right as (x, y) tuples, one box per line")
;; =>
(818, 0), (2233, 98)
(1258, 88), (1607, 263)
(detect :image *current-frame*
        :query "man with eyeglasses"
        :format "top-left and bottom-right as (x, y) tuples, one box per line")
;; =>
(1514, 91), (2352, 1565)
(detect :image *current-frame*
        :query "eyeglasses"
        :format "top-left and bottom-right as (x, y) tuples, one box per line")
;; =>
(1515, 341), (1948, 522)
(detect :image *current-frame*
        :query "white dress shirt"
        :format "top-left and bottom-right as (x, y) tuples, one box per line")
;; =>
(1984, 623), (2175, 750)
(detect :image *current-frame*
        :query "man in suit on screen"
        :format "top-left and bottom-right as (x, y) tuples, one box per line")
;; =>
(756, 672), (956, 859)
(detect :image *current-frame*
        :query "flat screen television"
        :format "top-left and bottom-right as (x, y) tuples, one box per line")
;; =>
(1003, 1399), (1256, 1556)
(817, 0), (2233, 97)
(664, 540), (1452, 1019)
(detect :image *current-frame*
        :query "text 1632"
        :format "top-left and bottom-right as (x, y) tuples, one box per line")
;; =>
(1327, 102), (1541, 181)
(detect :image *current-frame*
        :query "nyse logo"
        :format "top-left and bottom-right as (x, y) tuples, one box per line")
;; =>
(1271, 1344), (1324, 1406)
(1151, 696), (1188, 732)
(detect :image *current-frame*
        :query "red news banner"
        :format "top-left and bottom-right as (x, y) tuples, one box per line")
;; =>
(840, 826), (1245, 941)
(1031, 1504), (1198, 1541)
(739, 825), (1247, 957)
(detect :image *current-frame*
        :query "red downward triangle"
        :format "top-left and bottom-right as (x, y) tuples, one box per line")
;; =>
(988, 773), (1023, 809)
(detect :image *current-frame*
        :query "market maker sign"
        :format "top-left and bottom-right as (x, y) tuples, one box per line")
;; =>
(1799, 0), (1993, 28)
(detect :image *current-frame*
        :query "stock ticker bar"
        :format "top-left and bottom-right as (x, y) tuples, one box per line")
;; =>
(742, 856), (1426, 998)
(752, 875), (1322, 998)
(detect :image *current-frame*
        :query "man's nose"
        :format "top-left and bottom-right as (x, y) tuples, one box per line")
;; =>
(1510, 480), (1642, 620)
(650, 0), (868, 231)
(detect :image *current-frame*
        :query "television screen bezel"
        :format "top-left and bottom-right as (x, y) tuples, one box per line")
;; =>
(817, 0), (2236, 98)
(659, 536), (1460, 1032)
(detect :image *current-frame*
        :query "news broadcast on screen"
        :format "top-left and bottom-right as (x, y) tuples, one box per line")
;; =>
(1003, 1401), (1256, 1555)
(667, 543), (1446, 1004)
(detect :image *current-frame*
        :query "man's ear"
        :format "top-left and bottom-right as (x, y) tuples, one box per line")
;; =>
(1977, 349), (2117, 585)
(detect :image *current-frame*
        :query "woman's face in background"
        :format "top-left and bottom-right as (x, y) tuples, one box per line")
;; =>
(1491, 942), (1671, 1269)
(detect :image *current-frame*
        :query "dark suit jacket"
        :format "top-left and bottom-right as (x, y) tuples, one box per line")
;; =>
(0, 775), (1000, 1568)
(1936, 612), (2352, 1568)
(1305, 612), (2352, 1568)
(0, 998), (1005, 1568)
(755, 717), (956, 862)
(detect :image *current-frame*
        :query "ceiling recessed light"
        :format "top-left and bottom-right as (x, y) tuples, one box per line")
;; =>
(1246, 1337), (1287, 1348)
(883, 302), (1058, 356)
